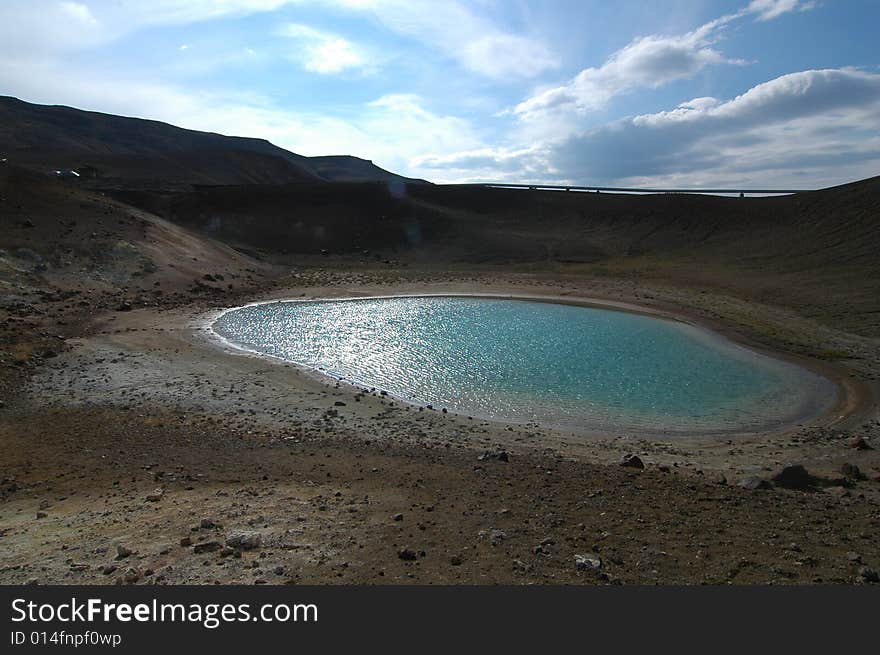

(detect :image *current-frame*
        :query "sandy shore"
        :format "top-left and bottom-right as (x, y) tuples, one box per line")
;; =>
(2, 271), (879, 585)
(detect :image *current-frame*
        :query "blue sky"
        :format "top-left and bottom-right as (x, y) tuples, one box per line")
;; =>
(1, 0), (879, 187)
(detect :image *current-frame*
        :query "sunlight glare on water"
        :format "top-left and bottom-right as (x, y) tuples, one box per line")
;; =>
(212, 296), (836, 435)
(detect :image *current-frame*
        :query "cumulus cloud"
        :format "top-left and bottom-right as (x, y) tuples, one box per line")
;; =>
(278, 23), (368, 74)
(512, 0), (820, 128)
(512, 14), (743, 126)
(419, 69), (880, 188)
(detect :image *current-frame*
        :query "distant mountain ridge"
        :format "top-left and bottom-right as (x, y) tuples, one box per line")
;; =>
(0, 96), (427, 187)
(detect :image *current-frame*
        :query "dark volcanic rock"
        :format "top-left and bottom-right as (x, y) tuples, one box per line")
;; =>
(771, 463), (813, 490)
(858, 566), (879, 583)
(849, 436), (870, 450)
(619, 454), (644, 469)
(398, 548), (417, 561)
(575, 554), (602, 571)
(478, 450), (509, 463)
(193, 540), (222, 554)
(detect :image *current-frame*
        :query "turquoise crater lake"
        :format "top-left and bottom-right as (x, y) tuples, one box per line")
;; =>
(212, 296), (837, 436)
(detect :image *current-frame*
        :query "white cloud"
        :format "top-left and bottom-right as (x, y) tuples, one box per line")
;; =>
(58, 1), (97, 25)
(747, 0), (816, 22)
(343, 0), (557, 79)
(511, 0), (819, 129)
(278, 23), (368, 74)
(421, 68), (880, 188)
(512, 14), (742, 128)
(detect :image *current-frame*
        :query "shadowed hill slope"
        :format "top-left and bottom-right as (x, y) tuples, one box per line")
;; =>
(114, 175), (880, 336)
(0, 164), (269, 300)
(0, 96), (423, 187)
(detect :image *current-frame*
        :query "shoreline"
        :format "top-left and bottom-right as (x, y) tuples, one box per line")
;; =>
(200, 289), (871, 441)
(4, 270), (880, 586)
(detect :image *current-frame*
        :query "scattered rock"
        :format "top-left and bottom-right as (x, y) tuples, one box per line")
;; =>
(857, 566), (879, 583)
(115, 544), (133, 559)
(619, 454), (644, 469)
(848, 436), (870, 450)
(839, 463), (863, 480)
(193, 540), (222, 554)
(225, 531), (262, 551)
(392, 513), (404, 522)
(145, 488), (164, 502)
(575, 554), (602, 571)
(398, 548), (417, 561)
(478, 450), (509, 462)
(179, 536), (193, 547)
(771, 463), (813, 489)
(481, 529), (507, 546)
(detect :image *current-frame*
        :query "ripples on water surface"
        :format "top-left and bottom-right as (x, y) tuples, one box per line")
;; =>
(212, 296), (836, 435)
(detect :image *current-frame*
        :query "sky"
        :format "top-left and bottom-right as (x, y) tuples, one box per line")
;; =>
(1, 0), (879, 188)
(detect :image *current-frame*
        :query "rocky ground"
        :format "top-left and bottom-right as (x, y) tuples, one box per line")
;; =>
(2, 268), (879, 585)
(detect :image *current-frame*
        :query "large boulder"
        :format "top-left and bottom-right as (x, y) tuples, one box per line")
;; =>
(771, 463), (814, 490)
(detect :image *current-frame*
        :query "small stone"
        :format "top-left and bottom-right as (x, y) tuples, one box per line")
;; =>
(858, 566), (879, 583)
(35, 512), (47, 519)
(334, 401), (346, 406)
(101, 564), (118, 575)
(575, 554), (602, 571)
(450, 556), (463, 566)
(273, 566), (285, 576)
(225, 531), (262, 551)
(840, 463), (862, 479)
(847, 552), (862, 564)
(193, 540), (222, 554)
(849, 436), (870, 450)
(123, 568), (140, 584)
(619, 454), (644, 469)
(179, 536), (193, 547)
(116, 544), (133, 559)
(392, 513), (404, 522)
(485, 529), (507, 546)
(145, 488), (164, 502)
(200, 518), (217, 529)
(477, 450), (509, 462)
(398, 548), (418, 561)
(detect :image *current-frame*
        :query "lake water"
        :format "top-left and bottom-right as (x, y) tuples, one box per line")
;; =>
(212, 296), (836, 436)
